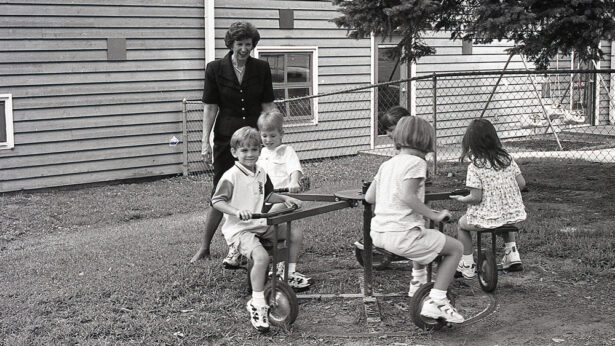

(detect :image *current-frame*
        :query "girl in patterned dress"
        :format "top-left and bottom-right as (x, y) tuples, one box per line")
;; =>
(451, 119), (527, 278)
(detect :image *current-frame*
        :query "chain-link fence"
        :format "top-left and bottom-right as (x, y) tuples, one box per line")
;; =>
(182, 69), (615, 181)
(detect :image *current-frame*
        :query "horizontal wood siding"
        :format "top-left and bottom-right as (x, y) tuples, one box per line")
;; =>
(211, 0), (372, 162)
(0, 1), (205, 192)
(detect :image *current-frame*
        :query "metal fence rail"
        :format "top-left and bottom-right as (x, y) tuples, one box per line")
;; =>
(182, 69), (615, 182)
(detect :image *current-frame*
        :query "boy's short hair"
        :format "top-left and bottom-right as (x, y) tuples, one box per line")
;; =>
(230, 126), (262, 149)
(392, 116), (435, 153)
(257, 109), (284, 132)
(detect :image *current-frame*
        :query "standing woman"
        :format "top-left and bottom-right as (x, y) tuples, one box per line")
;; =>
(192, 22), (275, 262)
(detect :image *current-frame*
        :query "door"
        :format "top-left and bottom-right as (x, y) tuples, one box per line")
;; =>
(374, 44), (409, 146)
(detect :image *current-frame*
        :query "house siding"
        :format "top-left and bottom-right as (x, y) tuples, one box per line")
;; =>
(0, 0), (205, 192)
(207, 0), (373, 163)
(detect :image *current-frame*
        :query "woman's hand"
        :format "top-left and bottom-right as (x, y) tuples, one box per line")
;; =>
(201, 142), (213, 165)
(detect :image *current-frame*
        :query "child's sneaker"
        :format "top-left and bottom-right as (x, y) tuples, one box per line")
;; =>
(268, 262), (285, 278)
(456, 260), (476, 279)
(408, 279), (425, 297)
(501, 246), (523, 271)
(420, 298), (465, 324)
(222, 245), (242, 269)
(246, 299), (270, 332)
(287, 271), (313, 290)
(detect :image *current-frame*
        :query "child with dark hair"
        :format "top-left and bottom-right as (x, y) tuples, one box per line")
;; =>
(379, 106), (411, 138)
(451, 119), (527, 278)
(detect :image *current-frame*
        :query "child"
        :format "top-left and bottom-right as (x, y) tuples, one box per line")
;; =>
(379, 106), (411, 138)
(211, 126), (305, 332)
(257, 109), (304, 193)
(256, 109), (312, 288)
(451, 119), (527, 278)
(364, 116), (465, 324)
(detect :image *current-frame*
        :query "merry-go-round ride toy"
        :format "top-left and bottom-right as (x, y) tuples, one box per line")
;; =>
(223, 188), (361, 328)
(353, 186), (524, 294)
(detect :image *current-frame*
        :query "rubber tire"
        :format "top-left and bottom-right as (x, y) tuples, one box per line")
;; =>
(354, 246), (393, 270)
(410, 282), (455, 331)
(478, 250), (498, 292)
(264, 279), (299, 327)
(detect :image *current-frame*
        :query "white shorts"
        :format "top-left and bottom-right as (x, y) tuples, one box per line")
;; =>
(370, 227), (446, 265)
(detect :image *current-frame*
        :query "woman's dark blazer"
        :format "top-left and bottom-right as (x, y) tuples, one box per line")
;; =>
(202, 51), (275, 138)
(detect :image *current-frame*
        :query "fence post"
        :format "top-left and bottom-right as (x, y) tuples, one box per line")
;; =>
(432, 73), (438, 176)
(181, 98), (188, 176)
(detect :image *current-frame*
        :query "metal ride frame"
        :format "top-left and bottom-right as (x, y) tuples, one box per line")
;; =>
(262, 184), (499, 331)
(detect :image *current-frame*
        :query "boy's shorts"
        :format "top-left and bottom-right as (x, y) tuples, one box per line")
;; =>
(229, 223), (289, 259)
(371, 227), (445, 265)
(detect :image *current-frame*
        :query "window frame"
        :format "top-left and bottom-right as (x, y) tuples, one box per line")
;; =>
(253, 46), (319, 126)
(0, 94), (14, 150)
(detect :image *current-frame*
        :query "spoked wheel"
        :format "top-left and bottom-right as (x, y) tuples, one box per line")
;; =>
(264, 279), (298, 327)
(478, 250), (498, 292)
(354, 242), (393, 270)
(410, 282), (455, 331)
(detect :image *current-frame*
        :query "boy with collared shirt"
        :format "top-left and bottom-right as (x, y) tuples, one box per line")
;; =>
(211, 126), (307, 332)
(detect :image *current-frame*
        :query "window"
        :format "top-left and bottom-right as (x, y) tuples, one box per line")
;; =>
(254, 47), (318, 125)
(0, 94), (14, 150)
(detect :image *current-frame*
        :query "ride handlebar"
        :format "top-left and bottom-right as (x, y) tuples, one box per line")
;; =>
(250, 203), (299, 219)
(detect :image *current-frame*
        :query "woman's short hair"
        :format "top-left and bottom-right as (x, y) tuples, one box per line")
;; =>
(392, 116), (435, 153)
(230, 126), (261, 149)
(224, 22), (261, 49)
(257, 109), (284, 132)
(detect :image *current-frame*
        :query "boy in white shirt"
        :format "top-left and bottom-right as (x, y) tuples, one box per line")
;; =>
(257, 109), (303, 193)
(212, 126), (305, 332)
(253, 109), (312, 289)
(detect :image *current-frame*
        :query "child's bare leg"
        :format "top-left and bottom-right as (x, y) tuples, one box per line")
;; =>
(250, 246), (270, 292)
(457, 215), (474, 256)
(433, 236), (463, 291)
(287, 225), (303, 264)
(190, 207), (223, 262)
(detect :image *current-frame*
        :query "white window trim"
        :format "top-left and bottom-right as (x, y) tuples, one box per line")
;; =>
(0, 94), (14, 150)
(253, 46), (319, 127)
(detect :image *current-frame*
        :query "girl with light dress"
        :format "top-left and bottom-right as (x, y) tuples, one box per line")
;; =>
(451, 119), (527, 279)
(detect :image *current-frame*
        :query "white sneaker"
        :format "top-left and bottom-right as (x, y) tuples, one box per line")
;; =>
(408, 279), (425, 297)
(501, 246), (523, 271)
(456, 260), (476, 279)
(246, 299), (270, 332)
(222, 245), (242, 269)
(420, 298), (465, 324)
(287, 271), (313, 290)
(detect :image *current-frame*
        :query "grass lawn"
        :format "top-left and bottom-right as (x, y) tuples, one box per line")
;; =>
(1, 155), (615, 345)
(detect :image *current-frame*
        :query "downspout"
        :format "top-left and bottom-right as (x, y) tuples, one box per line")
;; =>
(370, 33), (376, 149)
(204, 0), (215, 65)
(611, 40), (615, 124)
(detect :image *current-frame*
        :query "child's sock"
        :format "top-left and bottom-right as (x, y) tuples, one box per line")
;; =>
(462, 254), (474, 265)
(429, 288), (448, 303)
(412, 268), (427, 283)
(252, 291), (267, 307)
(288, 263), (297, 274)
(504, 242), (517, 250)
